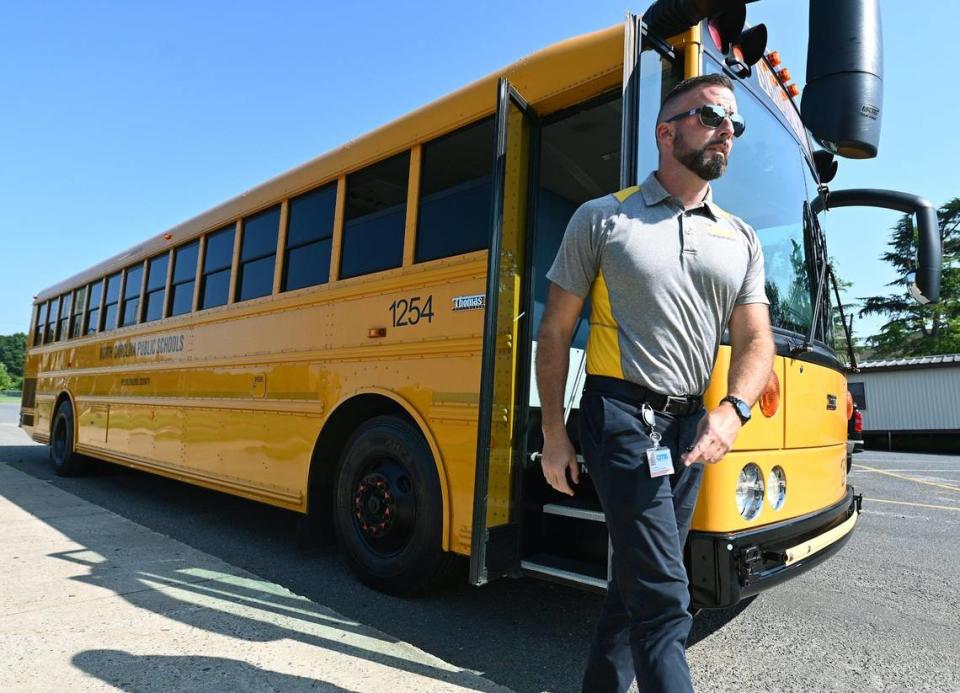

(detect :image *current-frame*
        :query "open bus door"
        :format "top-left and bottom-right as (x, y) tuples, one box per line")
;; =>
(470, 79), (539, 586)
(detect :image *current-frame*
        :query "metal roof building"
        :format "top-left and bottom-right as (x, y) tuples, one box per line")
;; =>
(846, 354), (960, 451)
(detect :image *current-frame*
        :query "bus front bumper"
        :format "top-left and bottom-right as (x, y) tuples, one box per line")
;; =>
(687, 486), (862, 609)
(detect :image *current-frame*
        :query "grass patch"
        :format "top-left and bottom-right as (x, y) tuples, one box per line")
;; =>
(0, 395), (22, 403)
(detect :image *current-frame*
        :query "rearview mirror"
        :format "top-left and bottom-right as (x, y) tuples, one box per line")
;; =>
(802, 0), (883, 159)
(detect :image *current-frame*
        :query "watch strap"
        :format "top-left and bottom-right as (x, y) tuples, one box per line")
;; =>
(721, 395), (751, 424)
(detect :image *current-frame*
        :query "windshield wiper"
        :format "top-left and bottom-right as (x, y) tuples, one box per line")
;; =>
(830, 266), (859, 372)
(791, 253), (828, 355)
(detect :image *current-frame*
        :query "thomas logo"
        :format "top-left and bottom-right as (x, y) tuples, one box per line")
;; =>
(452, 294), (485, 312)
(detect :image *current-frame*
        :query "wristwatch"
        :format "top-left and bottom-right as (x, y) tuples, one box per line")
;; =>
(720, 395), (752, 425)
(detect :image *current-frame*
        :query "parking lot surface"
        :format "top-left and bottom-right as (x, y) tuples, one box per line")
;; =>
(1, 402), (958, 692)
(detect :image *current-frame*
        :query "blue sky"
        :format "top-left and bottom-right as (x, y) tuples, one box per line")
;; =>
(2, 1), (956, 343)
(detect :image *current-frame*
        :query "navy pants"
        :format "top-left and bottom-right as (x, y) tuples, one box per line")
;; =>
(579, 391), (705, 693)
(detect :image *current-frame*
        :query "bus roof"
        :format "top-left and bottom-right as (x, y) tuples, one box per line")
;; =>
(35, 23), (624, 303)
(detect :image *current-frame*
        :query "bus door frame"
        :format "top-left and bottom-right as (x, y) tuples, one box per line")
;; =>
(470, 78), (541, 586)
(469, 19), (678, 587)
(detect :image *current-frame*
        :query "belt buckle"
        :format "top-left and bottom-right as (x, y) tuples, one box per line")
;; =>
(664, 395), (687, 414)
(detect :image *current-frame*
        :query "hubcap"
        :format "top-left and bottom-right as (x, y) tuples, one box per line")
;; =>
(352, 458), (416, 555)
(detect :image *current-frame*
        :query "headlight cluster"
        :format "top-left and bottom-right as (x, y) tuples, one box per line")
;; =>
(736, 464), (787, 519)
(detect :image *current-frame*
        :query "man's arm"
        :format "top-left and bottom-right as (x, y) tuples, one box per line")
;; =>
(536, 282), (586, 495)
(682, 302), (775, 466)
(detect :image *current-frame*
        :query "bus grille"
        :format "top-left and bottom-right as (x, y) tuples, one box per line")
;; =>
(21, 378), (37, 409)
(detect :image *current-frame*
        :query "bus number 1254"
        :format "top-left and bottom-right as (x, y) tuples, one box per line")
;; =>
(389, 295), (434, 327)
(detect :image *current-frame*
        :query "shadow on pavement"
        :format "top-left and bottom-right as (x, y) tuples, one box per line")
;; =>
(72, 650), (359, 692)
(3, 440), (756, 693)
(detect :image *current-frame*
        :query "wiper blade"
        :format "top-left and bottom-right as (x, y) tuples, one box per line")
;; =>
(829, 266), (859, 372)
(792, 254), (828, 355)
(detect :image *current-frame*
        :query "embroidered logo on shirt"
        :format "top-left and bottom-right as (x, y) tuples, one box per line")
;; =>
(706, 223), (737, 239)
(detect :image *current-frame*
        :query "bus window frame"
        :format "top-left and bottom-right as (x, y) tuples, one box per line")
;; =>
(166, 240), (200, 318)
(236, 205), (281, 303)
(56, 292), (71, 342)
(33, 302), (45, 347)
(119, 261), (147, 328)
(70, 285), (88, 339)
(142, 251), (171, 324)
(44, 296), (59, 344)
(340, 150), (411, 280)
(281, 182), (339, 292)
(101, 271), (123, 332)
(198, 224), (237, 311)
(414, 117), (496, 265)
(85, 278), (104, 336)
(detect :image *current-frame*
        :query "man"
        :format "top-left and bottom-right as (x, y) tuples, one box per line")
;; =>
(536, 73), (775, 692)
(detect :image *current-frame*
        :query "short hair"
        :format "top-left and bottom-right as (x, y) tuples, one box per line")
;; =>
(657, 74), (735, 123)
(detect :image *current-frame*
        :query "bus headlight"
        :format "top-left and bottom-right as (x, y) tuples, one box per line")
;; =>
(767, 466), (786, 510)
(736, 463), (764, 520)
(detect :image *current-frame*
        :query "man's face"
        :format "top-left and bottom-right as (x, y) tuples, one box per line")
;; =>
(666, 85), (738, 181)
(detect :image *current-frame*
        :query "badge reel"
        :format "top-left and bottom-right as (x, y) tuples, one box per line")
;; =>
(641, 403), (674, 478)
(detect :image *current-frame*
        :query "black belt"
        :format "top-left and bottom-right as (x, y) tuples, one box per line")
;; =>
(583, 375), (703, 416)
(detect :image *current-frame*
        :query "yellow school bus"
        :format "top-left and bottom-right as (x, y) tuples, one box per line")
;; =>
(21, 2), (941, 605)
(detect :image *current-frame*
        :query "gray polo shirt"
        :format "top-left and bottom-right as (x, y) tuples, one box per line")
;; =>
(546, 172), (768, 396)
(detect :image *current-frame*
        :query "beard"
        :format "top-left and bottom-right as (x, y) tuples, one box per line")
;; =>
(673, 130), (729, 181)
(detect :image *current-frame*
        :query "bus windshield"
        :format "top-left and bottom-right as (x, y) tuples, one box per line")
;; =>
(710, 80), (817, 339)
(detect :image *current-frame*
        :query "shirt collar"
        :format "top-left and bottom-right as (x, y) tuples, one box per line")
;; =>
(640, 172), (718, 220)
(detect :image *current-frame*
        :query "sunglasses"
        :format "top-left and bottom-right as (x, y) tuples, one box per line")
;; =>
(665, 103), (746, 138)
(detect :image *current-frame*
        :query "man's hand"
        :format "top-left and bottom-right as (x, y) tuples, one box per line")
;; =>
(681, 402), (742, 466)
(541, 430), (579, 496)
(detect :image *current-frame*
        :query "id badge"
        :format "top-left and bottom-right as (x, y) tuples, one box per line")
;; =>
(646, 446), (675, 478)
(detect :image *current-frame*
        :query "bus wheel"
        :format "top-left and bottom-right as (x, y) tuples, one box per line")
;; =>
(50, 400), (88, 477)
(334, 415), (453, 596)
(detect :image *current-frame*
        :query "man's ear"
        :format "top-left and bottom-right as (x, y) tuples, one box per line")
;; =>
(655, 121), (673, 151)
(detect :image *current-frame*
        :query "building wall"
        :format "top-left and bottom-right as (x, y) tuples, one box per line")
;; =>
(847, 366), (960, 432)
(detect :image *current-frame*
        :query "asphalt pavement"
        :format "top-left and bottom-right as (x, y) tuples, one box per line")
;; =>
(1, 401), (958, 692)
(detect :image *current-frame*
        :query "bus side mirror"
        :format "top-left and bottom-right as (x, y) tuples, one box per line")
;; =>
(802, 0), (883, 159)
(813, 189), (941, 304)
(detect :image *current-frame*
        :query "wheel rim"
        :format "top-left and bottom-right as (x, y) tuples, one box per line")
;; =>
(351, 457), (416, 556)
(52, 416), (67, 463)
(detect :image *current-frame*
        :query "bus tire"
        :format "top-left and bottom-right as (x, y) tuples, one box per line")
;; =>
(333, 415), (454, 596)
(50, 400), (88, 477)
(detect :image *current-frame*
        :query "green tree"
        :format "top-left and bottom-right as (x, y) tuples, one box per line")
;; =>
(859, 198), (960, 357)
(0, 362), (13, 392)
(0, 333), (27, 379)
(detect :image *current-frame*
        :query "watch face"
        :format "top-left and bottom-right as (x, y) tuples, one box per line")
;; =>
(726, 397), (751, 421)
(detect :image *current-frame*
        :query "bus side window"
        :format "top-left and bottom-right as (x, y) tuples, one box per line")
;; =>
(143, 252), (169, 322)
(169, 242), (199, 317)
(340, 151), (409, 279)
(57, 293), (72, 340)
(45, 297), (59, 344)
(102, 272), (122, 331)
(70, 285), (87, 339)
(283, 183), (336, 292)
(85, 280), (103, 335)
(200, 226), (235, 310)
(119, 263), (144, 327)
(237, 205), (281, 302)
(34, 302), (47, 346)
(416, 118), (494, 263)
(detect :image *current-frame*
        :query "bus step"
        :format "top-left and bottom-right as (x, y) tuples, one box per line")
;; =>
(542, 503), (605, 523)
(521, 553), (608, 592)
